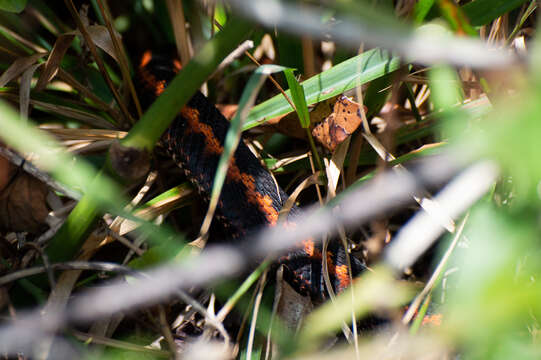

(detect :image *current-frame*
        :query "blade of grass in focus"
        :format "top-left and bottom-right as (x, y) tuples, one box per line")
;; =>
(244, 49), (401, 130)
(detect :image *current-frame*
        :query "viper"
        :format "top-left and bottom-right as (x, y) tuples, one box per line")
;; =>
(137, 51), (365, 301)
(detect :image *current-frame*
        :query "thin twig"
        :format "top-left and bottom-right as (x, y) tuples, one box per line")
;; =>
(0, 261), (137, 286)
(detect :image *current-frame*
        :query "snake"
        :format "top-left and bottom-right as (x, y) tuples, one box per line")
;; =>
(137, 50), (365, 301)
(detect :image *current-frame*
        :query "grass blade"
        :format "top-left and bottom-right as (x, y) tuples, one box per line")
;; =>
(244, 49), (400, 130)
(462, 0), (530, 27)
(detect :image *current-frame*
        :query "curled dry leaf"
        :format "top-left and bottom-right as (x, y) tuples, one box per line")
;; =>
(261, 95), (365, 152)
(0, 154), (49, 234)
(312, 95), (365, 152)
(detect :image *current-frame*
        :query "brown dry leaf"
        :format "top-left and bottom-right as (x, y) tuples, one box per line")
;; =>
(312, 95), (365, 152)
(81, 25), (121, 63)
(0, 162), (49, 234)
(35, 34), (76, 91)
(268, 96), (337, 139)
(0, 53), (47, 88)
(273, 266), (313, 333)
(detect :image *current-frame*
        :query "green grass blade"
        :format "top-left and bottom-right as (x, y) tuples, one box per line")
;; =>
(414, 0), (437, 23)
(243, 48), (400, 130)
(0, 0), (27, 13)
(283, 68), (310, 128)
(462, 0), (530, 27)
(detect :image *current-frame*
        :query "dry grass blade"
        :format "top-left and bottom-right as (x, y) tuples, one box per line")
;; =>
(63, 0), (132, 124)
(0, 261), (137, 286)
(0, 53), (46, 87)
(119, 185), (195, 236)
(213, 18), (298, 112)
(19, 63), (42, 118)
(279, 172), (321, 220)
(35, 34), (75, 91)
(246, 270), (268, 360)
(25, 5), (62, 36)
(269, 152), (308, 171)
(166, 0), (191, 66)
(96, 0), (143, 117)
(0, 24), (46, 53)
(34, 100), (114, 128)
(44, 128), (127, 141)
(157, 305), (177, 355)
(71, 330), (170, 357)
(325, 138), (350, 199)
(0, 93), (115, 128)
(212, 40), (254, 76)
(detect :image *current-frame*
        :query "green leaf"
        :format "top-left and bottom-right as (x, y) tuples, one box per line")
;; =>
(283, 68), (310, 128)
(461, 0), (529, 27)
(243, 48), (400, 130)
(429, 65), (463, 111)
(0, 0), (27, 13)
(414, 0), (436, 23)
